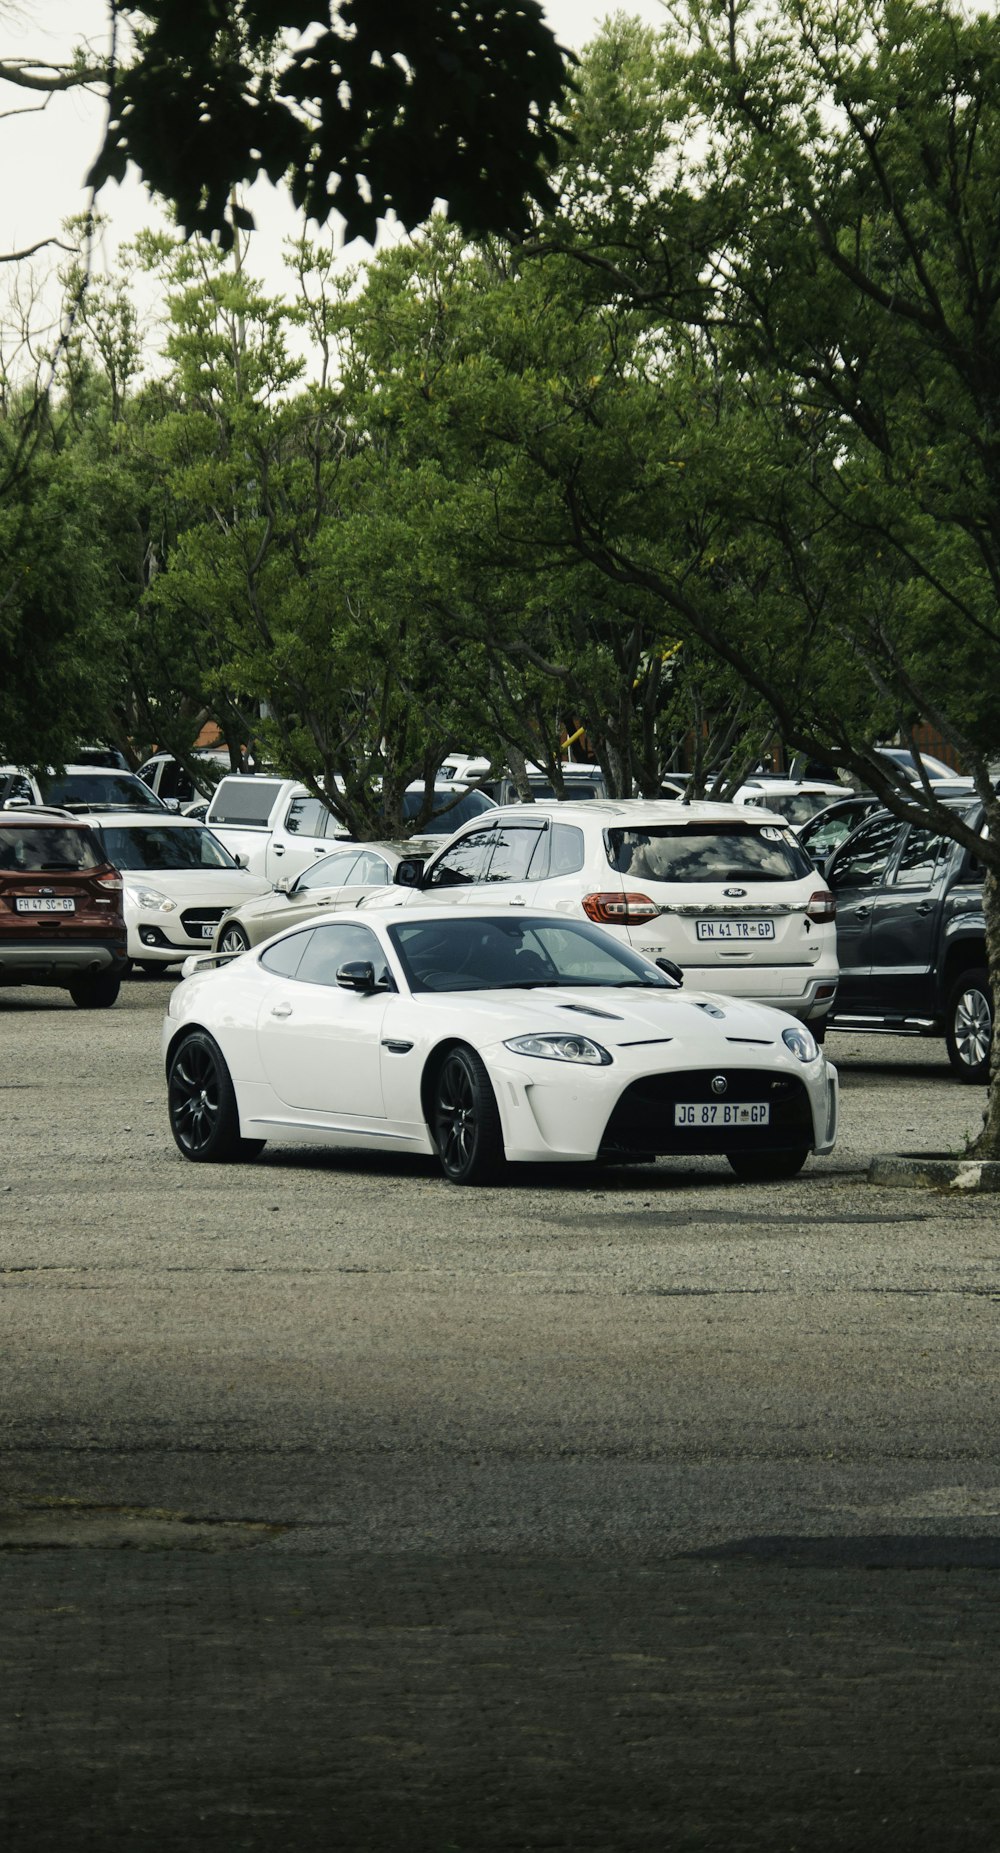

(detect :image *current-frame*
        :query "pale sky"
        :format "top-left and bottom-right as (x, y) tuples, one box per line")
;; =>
(1, 1), (667, 295)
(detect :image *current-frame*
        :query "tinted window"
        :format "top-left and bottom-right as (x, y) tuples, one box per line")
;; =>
(606, 824), (811, 883)
(828, 816), (902, 889)
(427, 828), (495, 887)
(96, 825), (237, 870)
(0, 825), (102, 872)
(209, 778), (284, 826)
(37, 771), (166, 812)
(294, 852), (360, 892)
(285, 796), (330, 837)
(294, 922), (388, 987)
(402, 787), (495, 830)
(746, 791), (841, 826)
(892, 827), (949, 887)
(800, 804), (873, 863)
(259, 931), (312, 978)
(547, 823), (585, 877)
(390, 915), (672, 993)
(483, 826), (545, 884)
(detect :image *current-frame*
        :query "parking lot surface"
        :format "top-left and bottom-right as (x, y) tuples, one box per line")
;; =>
(2, 975), (999, 1849)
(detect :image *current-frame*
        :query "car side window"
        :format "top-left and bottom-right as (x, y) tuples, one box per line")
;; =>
(426, 827), (496, 887)
(294, 922), (391, 988)
(259, 931), (313, 977)
(827, 817), (902, 889)
(285, 797), (330, 837)
(545, 823), (585, 877)
(350, 852), (391, 886)
(296, 853), (360, 892)
(891, 827), (948, 887)
(481, 826), (545, 884)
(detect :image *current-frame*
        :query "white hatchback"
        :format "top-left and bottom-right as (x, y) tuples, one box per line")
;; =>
(367, 799), (839, 1031)
(77, 813), (271, 969)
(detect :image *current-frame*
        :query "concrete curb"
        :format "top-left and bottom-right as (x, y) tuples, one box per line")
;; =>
(868, 1153), (1000, 1192)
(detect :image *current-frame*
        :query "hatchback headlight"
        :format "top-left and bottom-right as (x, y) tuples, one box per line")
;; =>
(126, 884), (178, 913)
(504, 1033), (612, 1066)
(782, 1024), (819, 1063)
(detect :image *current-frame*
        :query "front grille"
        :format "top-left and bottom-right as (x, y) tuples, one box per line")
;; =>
(600, 1068), (813, 1157)
(180, 907), (227, 939)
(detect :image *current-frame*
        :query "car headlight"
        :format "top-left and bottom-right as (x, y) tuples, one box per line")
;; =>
(782, 1024), (819, 1063)
(125, 884), (178, 913)
(503, 1033), (612, 1066)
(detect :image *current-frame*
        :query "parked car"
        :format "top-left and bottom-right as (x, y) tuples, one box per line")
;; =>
(263, 783), (496, 887)
(137, 749), (231, 810)
(211, 842), (426, 954)
(733, 779), (846, 827)
(823, 801), (991, 1080)
(0, 810), (128, 1006)
(797, 795), (883, 866)
(76, 813), (271, 970)
(1, 765), (170, 813)
(364, 799), (839, 1033)
(205, 775), (495, 882)
(164, 905), (839, 1183)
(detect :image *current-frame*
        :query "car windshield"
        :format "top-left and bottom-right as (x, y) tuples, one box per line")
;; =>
(95, 825), (237, 870)
(606, 823), (812, 883)
(0, 825), (102, 872)
(389, 916), (673, 993)
(37, 771), (166, 812)
(401, 788), (495, 831)
(746, 791), (840, 826)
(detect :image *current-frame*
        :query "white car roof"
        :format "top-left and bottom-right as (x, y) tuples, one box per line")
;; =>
(485, 797), (776, 825)
(73, 810), (212, 827)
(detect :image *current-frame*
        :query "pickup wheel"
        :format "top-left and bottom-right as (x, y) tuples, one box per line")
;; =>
(945, 967), (992, 1084)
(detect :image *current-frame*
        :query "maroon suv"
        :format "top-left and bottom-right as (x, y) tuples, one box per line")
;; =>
(0, 811), (128, 1007)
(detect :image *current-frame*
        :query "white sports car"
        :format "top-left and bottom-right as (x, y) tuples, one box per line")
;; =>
(163, 906), (839, 1185)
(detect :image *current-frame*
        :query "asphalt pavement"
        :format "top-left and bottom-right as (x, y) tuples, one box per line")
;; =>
(2, 975), (999, 1850)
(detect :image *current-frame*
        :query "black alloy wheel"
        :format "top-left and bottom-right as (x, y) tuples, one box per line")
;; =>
(218, 922), (251, 955)
(430, 1045), (504, 1185)
(167, 1029), (264, 1163)
(727, 1146), (809, 1181)
(945, 968), (992, 1084)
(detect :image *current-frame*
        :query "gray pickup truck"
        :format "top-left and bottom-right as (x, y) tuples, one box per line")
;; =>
(823, 803), (990, 1081)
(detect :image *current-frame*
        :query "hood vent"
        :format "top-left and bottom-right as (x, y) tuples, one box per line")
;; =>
(558, 1002), (623, 1020)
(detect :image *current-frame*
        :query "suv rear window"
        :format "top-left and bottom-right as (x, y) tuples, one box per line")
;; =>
(606, 823), (811, 883)
(0, 825), (102, 871)
(209, 779), (285, 825)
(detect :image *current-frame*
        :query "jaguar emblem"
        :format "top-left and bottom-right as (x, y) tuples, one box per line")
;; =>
(723, 886), (747, 898)
(711, 1075), (728, 1097)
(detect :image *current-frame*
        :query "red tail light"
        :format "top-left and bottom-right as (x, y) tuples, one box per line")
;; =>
(97, 873), (123, 892)
(582, 891), (660, 925)
(807, 889), (836, 923)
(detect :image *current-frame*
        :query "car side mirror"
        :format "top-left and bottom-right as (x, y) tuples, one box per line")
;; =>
(336, 960), (377, 993)
(275, 874), (291, 892)
(393, 857), (427, 888)
(656, 957), (684, 986)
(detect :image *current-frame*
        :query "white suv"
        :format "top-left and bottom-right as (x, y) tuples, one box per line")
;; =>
(370, 799), (838, 1030)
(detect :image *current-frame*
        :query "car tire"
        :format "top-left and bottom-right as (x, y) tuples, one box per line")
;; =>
(68, 972), (121, 1010)
(430, 1045), (505, 1185)
(167, 1029), (265, 1163)
(217, 923), (251, 955)
(727, 1147), (809, 1181)
(945, 968), (992, 1084)
(138, 960), (166, 976)
(810, 1018), (827, 1045)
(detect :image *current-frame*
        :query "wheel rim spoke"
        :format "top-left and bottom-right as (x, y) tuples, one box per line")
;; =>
(956, 991), (991, 1066)
(170, 1043), (220, 1153)
(436, 1058), (476, 1173)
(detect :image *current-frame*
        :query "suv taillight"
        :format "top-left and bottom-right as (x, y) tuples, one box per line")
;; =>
(582, 892), (660, 925)
(807, 889), (836, 923)
(97, 873), (123, 892)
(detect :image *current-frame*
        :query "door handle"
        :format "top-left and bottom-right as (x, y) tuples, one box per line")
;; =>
(851, 904), (871, 919)
(272, 844), (285, 856)
(915, 901), (933, 915)
(270, 1002), (292, 1018)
